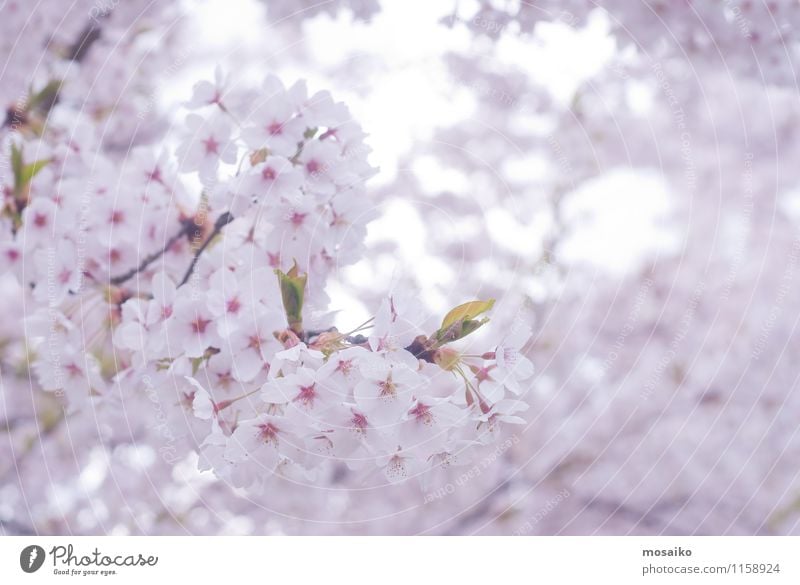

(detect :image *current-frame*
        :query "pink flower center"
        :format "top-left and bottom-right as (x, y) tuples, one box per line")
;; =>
(181, 390), (196, 409)
(147, 167), (164, 184)
(248, 334), (263, 352)
(294, 384), (317, 408)
(267, 251), (281, 267)
(306, 160), (321, 174)
(258, 422), (280, 445)
(58, 268), (72, 285)
(335, 359), (354, 375)
(409, 402), (434, 425)
(262, 166), (277, 181)
(203, 136), (220, 155)
(190, 316), (211, 334)
(351, 411), (368, 430)
(378, 377), (396, 399)
(226, 297), (242, 314)
(289, 211), (307, 227)
(33, 213), (48, 228)
(267, 122), (283, 136)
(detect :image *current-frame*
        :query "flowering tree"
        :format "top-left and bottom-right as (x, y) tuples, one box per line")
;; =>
(1, 0), (799, 535)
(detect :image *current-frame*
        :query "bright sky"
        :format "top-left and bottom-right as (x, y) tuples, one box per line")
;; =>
(164, 0), (676, 323)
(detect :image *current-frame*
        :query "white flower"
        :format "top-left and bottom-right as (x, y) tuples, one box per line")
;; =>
(186, 65), (229, 109)
(262, 367), (336, 419)
(226, 314), (282, 382)
(224, 414), (303, 489)
(237, 155), (304, 202)
(241, 84), (307, 157)
(166, 297), (221, 358)
(399, 398), (465, 459)
(175, 113), (237, 180)
(354, 354), (420, 427)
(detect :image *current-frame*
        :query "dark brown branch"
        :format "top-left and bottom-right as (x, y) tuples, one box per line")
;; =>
(405, 336), (437, 363)
(67, 21), (103, 63)
(109, 220), (195, 286)
(177, 212), (233, 287)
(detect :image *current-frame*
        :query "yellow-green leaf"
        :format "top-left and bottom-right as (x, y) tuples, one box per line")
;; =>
(440, 299), (495, 330)
(10, 144), (23, 186)
(21, 159), (50, 185)
(434, 316), (490, 345)
(9, 144), (50, 196)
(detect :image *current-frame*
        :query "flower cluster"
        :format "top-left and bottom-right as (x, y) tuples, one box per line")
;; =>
(183, 293), (532, 489)
(2, 64), (533, 494)
(112, 69), (532, 486)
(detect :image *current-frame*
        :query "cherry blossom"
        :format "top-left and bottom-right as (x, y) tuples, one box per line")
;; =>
(176, 113), (237, 181)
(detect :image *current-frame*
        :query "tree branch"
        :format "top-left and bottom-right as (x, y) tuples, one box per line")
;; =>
(109, 220), (195, 286)
(67, 15), (107, 63)
(177, 212), (233, 287)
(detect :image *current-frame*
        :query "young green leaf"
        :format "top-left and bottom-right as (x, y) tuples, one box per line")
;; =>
(9, 144), (50, 197)
(440, 299), (495, 330)
(275, 261), (308, 334)
(431, 298), (496, 346)
(10, 144), (23, 188)
(21, 159), (50, 185)
(434, 316), (490, 345)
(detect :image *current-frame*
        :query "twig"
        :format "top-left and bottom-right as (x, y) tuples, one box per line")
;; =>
(177, 212), (233, 287)
(67, 20), (104, 63)
(109, 220), (195, 286)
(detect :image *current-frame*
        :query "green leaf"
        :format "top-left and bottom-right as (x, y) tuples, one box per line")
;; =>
(10, 144), (23, 188)
(434, 317), (490, 345)
(21, 159), (50, 185)
(432, 298), (495, 346)
(440, 299), (495, 330)
(9, 144), (50, 196)
(275, 260), (307, 334)
(191, 357), (204, 376)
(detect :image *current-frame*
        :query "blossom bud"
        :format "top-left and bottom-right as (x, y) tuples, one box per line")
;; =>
(433, 347), (461, 371)
(275, 261), (307, 334)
